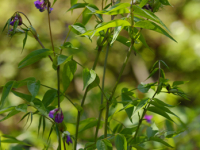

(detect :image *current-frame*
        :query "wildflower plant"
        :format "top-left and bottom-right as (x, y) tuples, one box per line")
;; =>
(0, 0), (189, 149)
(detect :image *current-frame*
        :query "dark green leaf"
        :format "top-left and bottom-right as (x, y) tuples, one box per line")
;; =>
(120, 126), (137, 135)
(42, 116), (46, 136)
(147, 106), (175, 122)
(71, 0), (78, 7)
(151, 60), (159, 72)
(57, 55), (73, 66)
(12, 90), (32, 102)
(2, 19), (9, 33)
(79, 120), (99, 133)
(160, 60), (169, 69)
(67, 3), (88, 12)
(27, 80), (40, 101)
(82, 8), (93, 25)
(0, 81), (15, 109)
(42, 89), (57, 107)
(0, 106), (15, 115)
(1, 135), (31, 146)
(22, 30), (28, 53)
(38, 115), (42, 135)
(172, 81), (187, 87)
(145, 68), (159, 81)
(153, 98), (176, 108)
(32, 99), (47, 115)
(96, 140), (107, 150)
(137, 83), (155, 93)
(159, 0), (171, 5)
(87, 75), (100, 91)
(133, 5), (170, 32)
(18, 49), (53, 68)
(134, 20), (176, 42)
(62, 60), (77, 92)
(132, 98), (149, 117)
(139, 0), (149, 8)
(82, 68), (96, 90)
(15, 104), (27, 112)
(149, 137), (173, 148)
(146, 126), (158, 139)
(13, 77), (36, 88)
(0, 109), (20, 122)
(115, 134), (127, 150)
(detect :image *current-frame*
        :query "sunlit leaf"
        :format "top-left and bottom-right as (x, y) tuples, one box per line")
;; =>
(67, 3), (88, 12)
(82, 68), (96, 90)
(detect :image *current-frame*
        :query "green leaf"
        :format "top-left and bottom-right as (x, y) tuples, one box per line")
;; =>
(82, 68), (96, 90)
(120, 126), (137, 135)
(86, 4), (103, 21)
(160, 60), (169, 69)
(67, 3), (88, 12)
(13, 77), (36, 88)
(22, 30), (28, 53)
(96, 140), (107, 150)
(32, 99), (47, 115)
(95, 3), (130, 15)
(62, 60), (77, 92)
(113, 124), (123, 134)
(149, 137), (173, 148)
(0, 106), (15, 115)
(153, 98), (176, 108)
(159, 0), (171, 5)
(172, 81), (187, 87)
(12, 90), (32, 102)
(27, 80), (40, 101)
(87, 75), (100, 91)
(151, 60), (159, 72)
(0, 81), (15, 109)
(82, 8), (93, 25)
(139, 0), (149, 8)
(1, 135), (31, 146)
(38, 115), (42, 135)
(145, 68), (159, 81)
(132, 98), (149, 117)
(146, 126), (158, 139)
(121, 88), (135, 122)
(71, 0), (78, 7)
(133, 5), (170, 32)
(2, 18), (9, 33)
(15, 104), (27, 112)
(62, 42), (78, 49)
(137, 83), (156, 93)
(18, 49), (53, 68)
(110, 26), (123, 45)
(115, 134), (127, 150)
(42, 89), (57, 107)
(134, 20), (176, 42)
(82, 19), (131, 37)
(52, 0), (57, 6)
(147, 106), (175, 122)
(79, 119), (98, 133)
(57, 55), (73, 66)
(0, 109), (20, 122)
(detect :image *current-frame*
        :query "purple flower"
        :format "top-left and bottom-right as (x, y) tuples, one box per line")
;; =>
(144, 115), (153, 123)
(62, 131), (73, 145)
(34, 0), (53, 13)
(10, 14), (22, 26)
(49, 108), (64, 123)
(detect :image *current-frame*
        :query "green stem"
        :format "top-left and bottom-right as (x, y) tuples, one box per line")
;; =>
(129, 61), (161, 145)
(57, 66), (61, 108)
(95, 44), (110, 143)
(74, 49), (101, 150)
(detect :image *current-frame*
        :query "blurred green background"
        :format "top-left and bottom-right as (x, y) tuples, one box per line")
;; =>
(0, 0), (200, 149)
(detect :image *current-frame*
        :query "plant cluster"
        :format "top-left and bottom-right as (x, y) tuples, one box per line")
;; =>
(0, 0), (188, 149)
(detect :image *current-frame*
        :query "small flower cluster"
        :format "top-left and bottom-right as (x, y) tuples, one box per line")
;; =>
(34, 0), (53, 13)
(49, 108), (73, 145)
(10, 14), (22, 26)
(49, 108), (64, 123)
(144, 115), (153, 123)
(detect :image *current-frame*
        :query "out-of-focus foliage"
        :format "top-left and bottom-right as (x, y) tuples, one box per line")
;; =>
(0, 0), (200, 149)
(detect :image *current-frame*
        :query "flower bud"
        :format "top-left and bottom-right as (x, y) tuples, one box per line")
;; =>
(62, 131), (73, 145)
(10, 14), (23, 26)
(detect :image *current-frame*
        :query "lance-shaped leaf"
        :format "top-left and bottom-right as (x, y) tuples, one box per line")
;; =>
(0, 109), (20, 122)
(147, 106), (175, 122)
(132, 98), (149, 117)
(82, 8), (93, 25)
(27, 80), (40, 101)
(139, 0), (149, 7)
(57, 55), (73, 66)
(22, 30), (28, 53)
(86, 4), (103, 21)
(95, 3), (130, 15)
(145, 68), (159, 81)
(134, 20), (176, 42)
(133, 5), (170, 32)
(62, 60), (77, 92)
(87, 75), (100, 91)
(15, 104), (27, 113)
(110, 26), (123, 45)
(82, 19), (131, 37)
(13, 77), (36, 88)
(159, 0), (171, 5)
(67, 3), (88, 12)
(0, 81), (15, 109)
(82, 68), (96, 90)
(42, 89), (57, 107)
(121, 88), (135, 122)
(149, 137), (173, 148)
(0, 106), (15, 115)
(1, 135), (31, 146)
(18, 49), (53, 68)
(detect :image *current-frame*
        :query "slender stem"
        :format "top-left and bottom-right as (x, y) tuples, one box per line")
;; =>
(104, 0), (135, 137)
(18, 11), (32, 26)
(60, 8), (86, 54)
(95, 44), (110, 142)
(74, 50), (101, 150)
(57, 66), (61, 108)
(129, 61), (161, 144)
(47, 2), (55, 56)
(22, 23), (53, 62)
(63, 139), (66, 150)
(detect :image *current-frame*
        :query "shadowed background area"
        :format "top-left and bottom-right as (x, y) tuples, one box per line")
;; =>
(0, 0), (200, 149)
